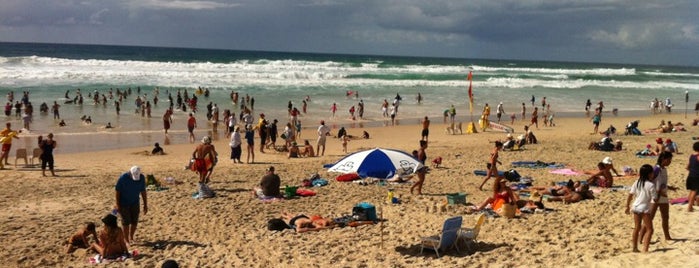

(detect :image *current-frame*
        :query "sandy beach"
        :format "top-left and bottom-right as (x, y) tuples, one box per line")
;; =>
(1, 111), (699, 267)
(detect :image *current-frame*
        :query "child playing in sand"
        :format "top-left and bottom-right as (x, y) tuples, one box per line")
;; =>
(625, 164), (657, 253)
(342, 135), (349, 153)
(65, 222), (97, 253)
(90, 214), (129, 258)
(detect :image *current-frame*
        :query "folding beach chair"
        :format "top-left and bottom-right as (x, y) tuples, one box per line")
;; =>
(419, 216), (462, 257)
(459, 214), (486, 252)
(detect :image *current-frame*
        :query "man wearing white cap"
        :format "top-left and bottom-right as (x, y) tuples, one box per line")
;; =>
(602, 156), (620, 177)
(496, 102), (505, 123)
(115, 166), (148, 244)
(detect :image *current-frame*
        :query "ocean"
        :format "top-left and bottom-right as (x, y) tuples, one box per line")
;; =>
(1, 42), (698, 153)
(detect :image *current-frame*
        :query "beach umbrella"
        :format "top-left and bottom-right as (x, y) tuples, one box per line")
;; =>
(326, 148), (424, 179)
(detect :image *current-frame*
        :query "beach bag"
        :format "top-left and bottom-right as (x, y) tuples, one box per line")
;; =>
(336, 173), (361, 182)
(267, 218), (289, 231)
(504, 169), (521, 182)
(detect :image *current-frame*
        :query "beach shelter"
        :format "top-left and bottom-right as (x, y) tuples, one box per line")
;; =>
(326, 148), (424, 179)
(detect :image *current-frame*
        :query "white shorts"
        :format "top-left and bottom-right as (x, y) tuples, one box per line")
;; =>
(317, 136), (327, 146)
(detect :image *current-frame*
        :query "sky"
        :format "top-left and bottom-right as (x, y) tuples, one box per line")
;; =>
(0, 0), (697, 67)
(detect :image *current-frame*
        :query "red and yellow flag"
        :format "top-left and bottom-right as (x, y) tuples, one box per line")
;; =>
(467, 71), (473, 113)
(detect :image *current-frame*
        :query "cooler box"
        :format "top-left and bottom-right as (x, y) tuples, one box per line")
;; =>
(352, 202), (377, 221)
(446, 193), (467, 205)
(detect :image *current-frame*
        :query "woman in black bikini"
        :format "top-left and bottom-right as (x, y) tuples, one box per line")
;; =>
(281, 212), (334, 233)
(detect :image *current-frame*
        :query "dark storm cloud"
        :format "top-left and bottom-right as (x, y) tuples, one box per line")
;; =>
(0, 0), (696, 66)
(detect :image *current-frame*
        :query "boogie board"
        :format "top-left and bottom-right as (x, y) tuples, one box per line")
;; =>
(488, 122), (514, 133)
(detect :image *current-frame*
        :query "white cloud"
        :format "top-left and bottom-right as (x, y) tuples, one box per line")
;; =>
(130, 0), (240, 10)
(89, 9), (109, 25)
(587, 23), (699, 48)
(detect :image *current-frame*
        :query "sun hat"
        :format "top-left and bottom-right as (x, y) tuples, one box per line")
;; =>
(666, 138), (672, 143)
(101, 214), (118, 228)
(259, 113), (265, 117)
(130, 166), (142, 181)
(602, 157), (612, 165)
(202, 136), (212, 144)
(656, 137), (663, 143)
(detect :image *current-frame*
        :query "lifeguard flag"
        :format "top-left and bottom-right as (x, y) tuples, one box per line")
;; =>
(467, 71), (473, 113)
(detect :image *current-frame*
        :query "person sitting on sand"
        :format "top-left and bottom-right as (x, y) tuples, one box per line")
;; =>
(280, 212), (335, 232)
(362, 131), (370, 139)
(300, 140), (315, 157)
(601, 156), (621, 177)
(654, 137), (665, 155)
(253, 166), (281, 198)
(58, 119), (66, 127)
(105, 122), (113, 129)
(151, 142), (164, 155)
(527, 180), (575, 197)
(90, 214), (129, 259)
(588, 162), (614, 187)
(473, 177), (518, 214)
(65, 222), (97, 253)
(664, 139), (679, 153)
(548, 184), (594, 203)
(288, 142), (300, 158)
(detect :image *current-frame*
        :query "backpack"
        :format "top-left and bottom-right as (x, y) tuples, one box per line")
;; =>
(504, 169), (521, 182)
(267, 218), (289, 231)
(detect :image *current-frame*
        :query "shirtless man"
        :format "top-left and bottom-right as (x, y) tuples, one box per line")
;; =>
(187, 113), (197, 142)
(192, 136), (218, 183)
(421, 116), (430, 142)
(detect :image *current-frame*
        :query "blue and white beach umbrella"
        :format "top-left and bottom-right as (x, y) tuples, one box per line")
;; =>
(326, 148), (424, 179)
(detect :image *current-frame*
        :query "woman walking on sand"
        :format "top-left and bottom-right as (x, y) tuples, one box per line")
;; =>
(479, 141), (503, 191)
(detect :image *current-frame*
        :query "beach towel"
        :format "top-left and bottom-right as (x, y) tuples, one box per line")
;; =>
(670, 197), (688, 205)
(473, 170), (505, 177)
(511, 161), (564, 169)
(548, 169), (583, 176)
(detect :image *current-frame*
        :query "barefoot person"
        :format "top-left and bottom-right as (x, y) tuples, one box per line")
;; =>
(646, 152), (677, 241)
(39, 133), (57, 176)
(686, 142), (699, 212)
(191, 136), (218, 187)
(411, 140), (428, 195)
(0, 122), (20, 166)
(420, 116), (430, 142)
(162, 108), (173, 134)
(479, 141), (503, 191)
(187, 113), (197, 143)
(625, 164), (657, 253)
(115, 166), (148, 245)
(316, 120), (330, 156)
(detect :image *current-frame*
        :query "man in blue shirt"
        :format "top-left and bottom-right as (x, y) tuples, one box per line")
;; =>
(115, 166), (148, 245)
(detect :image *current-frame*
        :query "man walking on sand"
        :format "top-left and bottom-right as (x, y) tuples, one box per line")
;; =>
(187, 113), (197, 143)
(316, 120), (330, 156)
(115, 166), (148, 245)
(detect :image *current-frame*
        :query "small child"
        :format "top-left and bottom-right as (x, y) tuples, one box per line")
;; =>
(341, 135), (349, 153)
(66, 222), (97, 253)
(625, 164), (657, 253)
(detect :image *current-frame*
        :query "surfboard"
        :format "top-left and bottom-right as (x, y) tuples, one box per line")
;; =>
(488, 122), (514, 133)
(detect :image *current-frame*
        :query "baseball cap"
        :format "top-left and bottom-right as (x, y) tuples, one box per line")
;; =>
(602, 157), (612, 165)
(130, 166), (142, 181)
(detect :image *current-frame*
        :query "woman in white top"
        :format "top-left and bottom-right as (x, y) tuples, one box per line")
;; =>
(625, 164), (658, 253)
(647, 152), (678, 241)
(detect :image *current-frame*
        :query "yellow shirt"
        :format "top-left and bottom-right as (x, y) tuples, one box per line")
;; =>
(0, 129), (17, 145)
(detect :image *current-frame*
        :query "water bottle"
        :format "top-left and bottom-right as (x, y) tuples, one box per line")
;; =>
(386, 189), (394, 204)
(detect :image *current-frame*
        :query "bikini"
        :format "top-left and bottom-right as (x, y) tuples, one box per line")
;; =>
(288, 214), (309, 229)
